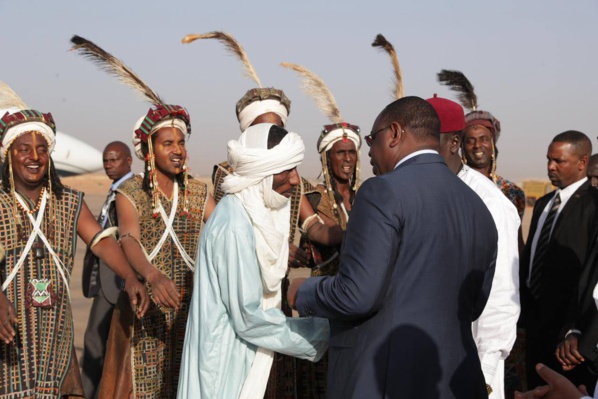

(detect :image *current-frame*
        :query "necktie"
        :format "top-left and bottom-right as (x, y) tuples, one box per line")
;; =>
(529, 193), (561, 299)
(98, 189), (116, 228)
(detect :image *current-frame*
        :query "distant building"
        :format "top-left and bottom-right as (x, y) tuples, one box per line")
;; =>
(522, 180), (555, 206)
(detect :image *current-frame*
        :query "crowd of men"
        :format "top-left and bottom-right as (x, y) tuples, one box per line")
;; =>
(1, 32), (598, 399)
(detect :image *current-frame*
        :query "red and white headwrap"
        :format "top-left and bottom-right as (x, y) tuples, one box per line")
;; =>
(317, 122), (361, 154)
(131, 104), (191, 160)
(0, 107), (56, 161)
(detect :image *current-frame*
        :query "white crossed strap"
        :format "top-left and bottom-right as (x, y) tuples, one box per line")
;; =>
(147, 181), (195, 272)
(2, 190), (71, 299)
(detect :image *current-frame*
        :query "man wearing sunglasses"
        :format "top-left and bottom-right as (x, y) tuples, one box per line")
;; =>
(428, 94), (521, 399)
(290, 96), (498, 399)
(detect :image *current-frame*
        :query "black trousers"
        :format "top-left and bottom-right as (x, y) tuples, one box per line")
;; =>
(80, 292), (115, 399)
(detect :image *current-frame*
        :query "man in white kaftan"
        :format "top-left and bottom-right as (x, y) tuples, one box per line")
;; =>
(177, 123), (329, 399)
(428, 95), (521, 398)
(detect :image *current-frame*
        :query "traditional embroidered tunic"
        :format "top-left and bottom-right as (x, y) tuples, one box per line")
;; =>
(0, 187), (84, 398)
(294, 184), (351, 398)
(495, 175), (526, 220)
(304, 184), (348, 278)
(99, 175), (207, 399)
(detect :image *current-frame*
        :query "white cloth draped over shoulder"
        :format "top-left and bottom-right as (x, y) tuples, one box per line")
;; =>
(222, 123), (304, 398)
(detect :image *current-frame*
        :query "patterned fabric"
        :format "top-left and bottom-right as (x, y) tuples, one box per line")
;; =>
(107, 175), (207, 398)
(211, 161), (234, 204)
(294, 184), (351, 398)
(235, 88), (291, 117)
(465, 110), (501, 141)
(0, 109), (56, 139)
(504, 329), (528, 397)
(0, 187), (84, 398)
(134, 105), (191, 141)
(305, 185), (347, 278)
(496, 175), (526, 220)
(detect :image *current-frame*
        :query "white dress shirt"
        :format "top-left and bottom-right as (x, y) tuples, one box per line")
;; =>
(393, 149), (438, 170)
(527, 177), (588, 283)
(458, 165), (521, 399)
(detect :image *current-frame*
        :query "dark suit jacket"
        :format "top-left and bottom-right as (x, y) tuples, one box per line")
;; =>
(297, 153), (498, 399)
(519, 180), (598, 337)
(81, 195), (121, 304)
(564, 213), (598, 375)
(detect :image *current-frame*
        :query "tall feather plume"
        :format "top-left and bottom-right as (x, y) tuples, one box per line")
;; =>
(280, 62), (342, 123)
(437, 69), (478, 110)
(0, 81), (28, 110)
(371, 34), (404, 99)
(69, 35), (163, 105)
(182, 31), (262, 88)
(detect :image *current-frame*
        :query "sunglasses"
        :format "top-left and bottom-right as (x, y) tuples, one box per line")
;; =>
(365, 125), (391, 147)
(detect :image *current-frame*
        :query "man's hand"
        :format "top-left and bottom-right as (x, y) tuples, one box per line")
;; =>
(556, 333), (585, 371)
(514, 363), (586, 399)
(287, 278), (307, 310)
(0, 292), (18, 344)
(289, 244), (309, 268)
(145, 269), (181, 310)
(124, 276), (150, 318)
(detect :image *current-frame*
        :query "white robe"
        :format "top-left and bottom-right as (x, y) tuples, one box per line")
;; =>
(459, 165), (521, 399)
(177, 195), (329, 399)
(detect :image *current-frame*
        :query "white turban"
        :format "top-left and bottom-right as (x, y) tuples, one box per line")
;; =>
(237, 99), (289, 132)
(0, 108), (56, 161)
(131, 116), (189, 160)
(222, 123), (304, 295)
(318, 126), (361, 153)
(224, 123), (304, 398)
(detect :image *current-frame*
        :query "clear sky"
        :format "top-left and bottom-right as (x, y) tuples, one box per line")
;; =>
(2, 0), (596, 181)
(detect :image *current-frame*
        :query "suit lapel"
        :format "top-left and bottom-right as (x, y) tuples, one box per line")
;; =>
(552, 181), (589, 239)
(528, 194), (553, 243)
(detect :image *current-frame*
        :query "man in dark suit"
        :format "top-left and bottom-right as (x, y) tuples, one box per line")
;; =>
(519, 131), (598, 390)
(80, 141), (133, 399)
(290, 96), (498, 399)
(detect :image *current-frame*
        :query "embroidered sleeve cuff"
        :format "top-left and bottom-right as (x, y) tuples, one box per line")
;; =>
(480, 351), (501, 385)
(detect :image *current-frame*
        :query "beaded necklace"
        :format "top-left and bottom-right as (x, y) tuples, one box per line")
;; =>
(16, 188), (45, 214)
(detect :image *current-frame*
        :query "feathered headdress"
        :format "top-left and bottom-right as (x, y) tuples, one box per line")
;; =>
(371, 34), (404, 100)
(182, 31), (262, 88)
(280, 62), (342, 124)
(437, 69), (503, 181)
(0, 81), (56, 157)
(70, 35), (164, 106)
(70, 34), (191, 217)
(437, 69), (478, 111)
(281, 62), (360, 212)
(181, 31), (292, 131)
(0, 81), (28, 110)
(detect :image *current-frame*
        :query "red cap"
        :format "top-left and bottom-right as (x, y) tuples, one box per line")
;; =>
(426, 94), (465, 133)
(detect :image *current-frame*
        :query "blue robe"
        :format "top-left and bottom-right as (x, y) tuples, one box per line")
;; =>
(177, 195), (329, 399)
